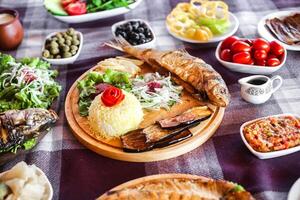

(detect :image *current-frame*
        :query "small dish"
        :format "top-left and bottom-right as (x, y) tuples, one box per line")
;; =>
(46, 0), (143, 24)
(240, 113), (300, 159)
(258, 10), (300, 51)
(111, 19), (156, 49)
(42, 30), (83, 65)
(166, 12), (239, 44)
(215, 39), (287, 75)
(288, 178), (300, 200)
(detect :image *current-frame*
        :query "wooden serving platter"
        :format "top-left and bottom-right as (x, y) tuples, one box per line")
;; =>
(97, 174), (210, 199)
(65, 62), (224, 162)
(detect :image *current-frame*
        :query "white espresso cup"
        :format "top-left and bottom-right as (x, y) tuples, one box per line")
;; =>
(238, 75), (283, 104)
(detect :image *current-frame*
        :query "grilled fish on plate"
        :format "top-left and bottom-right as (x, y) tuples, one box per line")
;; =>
(98, 174), (255, 200)
(105, 38), (230, 107)
(0, 108), (58, 155)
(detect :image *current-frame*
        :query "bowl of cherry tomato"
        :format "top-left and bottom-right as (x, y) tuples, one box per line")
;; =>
(215, 36), (287, 74)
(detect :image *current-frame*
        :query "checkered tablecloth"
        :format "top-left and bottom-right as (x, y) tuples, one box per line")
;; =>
(1, 0), (300, 199)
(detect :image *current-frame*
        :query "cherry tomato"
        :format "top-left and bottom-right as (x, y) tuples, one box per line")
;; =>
(243, 39), (253, 46)
(252, 38), (270, 53)
(247, 58), (254, 65)
(101, 86), (125, 107)
(254, 49), (267, 60)
(232, 52), (251, 64)
(267, 54), (277, 59)
(61, 0), (77, 7)
(220, 49), (232, 62)
(255, 59), (266, 66)
(231, 41), (251, 53)
(267, 58), (280, 67)
(65, 2), (87, 15)
(221, 36), (239, 50)
(270, 41), (284, 56)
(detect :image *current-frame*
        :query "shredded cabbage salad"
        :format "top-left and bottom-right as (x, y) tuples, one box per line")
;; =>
(0, 53), (61, 112)
(131, 73), (183, 110)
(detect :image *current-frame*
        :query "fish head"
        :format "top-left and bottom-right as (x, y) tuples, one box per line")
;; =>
(206, 80), (230, 107)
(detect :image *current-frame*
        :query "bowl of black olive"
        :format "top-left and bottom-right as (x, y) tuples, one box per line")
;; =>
(112, 19), (155, 48)
(42, 28), (83, 65)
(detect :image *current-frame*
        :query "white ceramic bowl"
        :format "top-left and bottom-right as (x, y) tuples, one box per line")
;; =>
(166, 12), (239, 44)
(47, 0), (143, 23)
(111, 19), (156, 49)
(288, 178), (300, 200)
(258, 10), (300, 51)
(42, 31), (83, 65)
(240, 113), (300, 159)
(215, 38), (287, 75)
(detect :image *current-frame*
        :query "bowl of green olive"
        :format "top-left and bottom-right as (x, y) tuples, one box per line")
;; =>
(42, 28), (82, 65)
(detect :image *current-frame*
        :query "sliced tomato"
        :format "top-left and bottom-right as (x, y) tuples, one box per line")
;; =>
(65, 2), (87, 15)
(101, 86), (125, 107)
(61, 0), (77, 8)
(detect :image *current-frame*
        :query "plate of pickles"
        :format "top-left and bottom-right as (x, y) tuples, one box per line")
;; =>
(42, 28), (83, 65)
(166, 0), (239, 43)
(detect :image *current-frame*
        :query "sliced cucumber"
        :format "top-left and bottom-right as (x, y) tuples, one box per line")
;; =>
(44, 0), (68, 16)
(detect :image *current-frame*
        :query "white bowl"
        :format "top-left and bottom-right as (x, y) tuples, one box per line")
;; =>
(47, 0), (143, 23)
(215, 38), (287, 75)
(258, 10), (300, 51)
(42, 31), (83, 65)
(111, 19), (156, 49)
(166, 12), (239, 44)
(240, 113), (300, 159)
(288, 178), (300, 200)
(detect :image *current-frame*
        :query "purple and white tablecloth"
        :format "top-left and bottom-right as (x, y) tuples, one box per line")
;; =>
(1, 0), (300, 199)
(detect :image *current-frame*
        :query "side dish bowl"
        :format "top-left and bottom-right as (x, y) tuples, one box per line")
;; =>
(215, 39), (287, 74)
(240, 113), (300, 159)
(111, 19), (156, 49)
(42, 30), (83, 65)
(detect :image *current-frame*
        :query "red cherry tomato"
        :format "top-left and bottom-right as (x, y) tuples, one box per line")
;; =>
(231, 41), (251, 53)
(255, 59), (266, 66)
(243, 39), (253, 46)
(252, 38), (270, 53)
(270, 41), (284, 56)
(267, 58), (280, 67)
(254, 49), (267, 60)
(61, 0), (77, 7)
(267, 54), (277, 59)
(101, 86), (125, 107)
(221, 36), (239, 50)
(247, 58), (254, 65)
(232, 52), (251, 64)
(220, 49), (232, 62)
(65, 2), (87, 15)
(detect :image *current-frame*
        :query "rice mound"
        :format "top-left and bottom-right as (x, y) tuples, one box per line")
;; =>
(88, 90), (143, 138)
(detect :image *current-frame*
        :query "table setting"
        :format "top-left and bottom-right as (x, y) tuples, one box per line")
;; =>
(0, 0), (299, 199)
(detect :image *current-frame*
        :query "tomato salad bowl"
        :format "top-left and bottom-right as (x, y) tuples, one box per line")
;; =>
(216, 37), (287, 75)
(240, 114), (300, 159)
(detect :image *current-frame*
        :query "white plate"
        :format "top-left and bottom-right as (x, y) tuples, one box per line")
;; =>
(288, 178), (300, 200)
(166, 12), (239, 44)
(258, 10), (300, 51)
(42, 30), (83, 65)
(111, 19), (156, 49)
(240, 113), (300, 159)
(48, 0), (143, 23)
(215, 38), (287, 75)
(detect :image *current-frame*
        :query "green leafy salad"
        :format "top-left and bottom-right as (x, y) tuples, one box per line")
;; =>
(77, 69), (132, 116)
(0, 53), (61, 112)
(86, 0), (136, 13)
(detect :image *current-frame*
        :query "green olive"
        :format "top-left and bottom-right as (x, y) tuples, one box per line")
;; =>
(72, 39), (80, 46)
(49, 55), (54, 59)
(65, 40), (71, 46)
(62, 45), (70, 52)
(51, 36), (58, 41)
(42, 50), (50, 58)
(50, 47), (59, 55)
(67, 28), (75, 35)
(50, 41), (59, 47)
(56, 33), (62, 38)
(63, 52), (72, 58)
(72, 35), (78, 41)
(71, 49), (77, 55)
(55, 55), (61, 59)
(70, 45), (78, 51)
